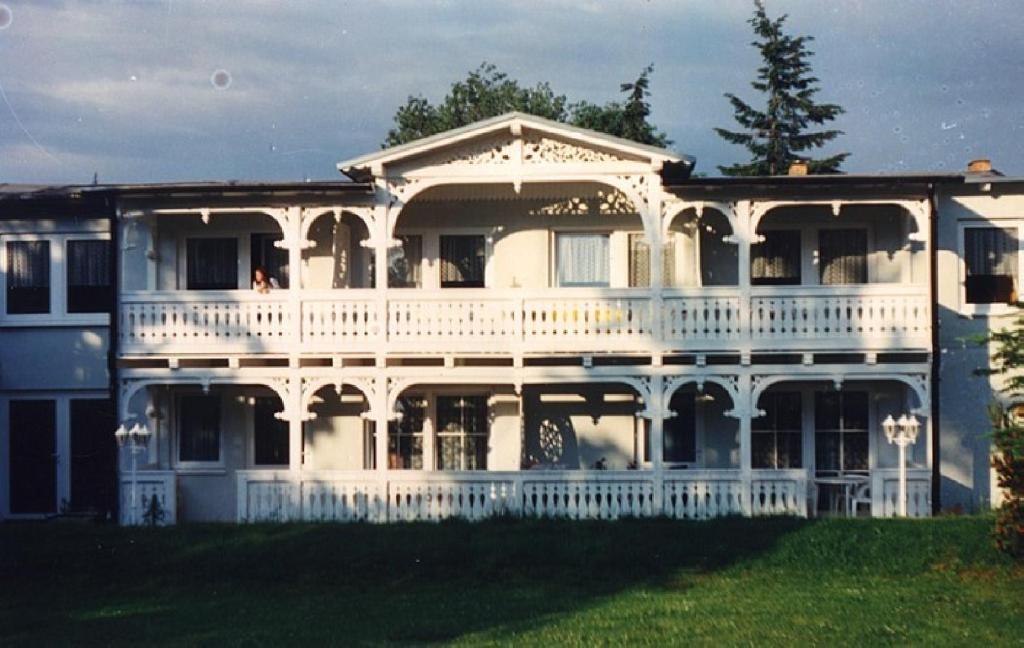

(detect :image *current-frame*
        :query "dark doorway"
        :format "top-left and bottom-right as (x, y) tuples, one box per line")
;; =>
(70, 399), (116, 515)
(254, 397), (289, 466)
(9, 399), (57, 514)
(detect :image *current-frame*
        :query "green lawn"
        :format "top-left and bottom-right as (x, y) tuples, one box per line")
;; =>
(1, 516), (1021, 646)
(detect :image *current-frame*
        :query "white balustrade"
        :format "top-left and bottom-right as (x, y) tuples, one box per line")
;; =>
(522, 292), (652, 351)
(662, 291), (743, 347)
(388, 474), (520, 522)
(521, 473), (655, 519)
(120, 291), (290, 353)
(301, 290), (379, 351)
(119, 471), (176, 525)
(120, 285), (929, 355)
(662, 473), (745, 519)
(881, 470), (932, 518)
(750, 470), (808, 516)
(750, 286), (930, 349)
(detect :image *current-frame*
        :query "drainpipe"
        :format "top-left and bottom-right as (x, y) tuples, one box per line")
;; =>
(108, 194), (121, 524)
(928, 183), (941, 515)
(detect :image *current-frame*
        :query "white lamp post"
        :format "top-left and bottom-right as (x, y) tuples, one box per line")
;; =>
(115, 423), (152, 525)
(882, 414), (921, 517)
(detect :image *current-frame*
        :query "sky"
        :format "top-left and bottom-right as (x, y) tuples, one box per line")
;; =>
(0, 0), (1021, 184)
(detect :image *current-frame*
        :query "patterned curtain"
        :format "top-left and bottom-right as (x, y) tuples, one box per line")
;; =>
(440, 235), (484, 287)
(67, 240), (109, 287)
(819, 229), (867, 285)
(557, 233), (609, 287)
(751, 230), (800, 284)
(628, 234), (675, 288)
(388, 235), (422, 288)
(6, 241), (49, 288)
(965, 227), (1017, 276)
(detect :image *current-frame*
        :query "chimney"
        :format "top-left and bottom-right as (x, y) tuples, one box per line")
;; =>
(967, 158), (992, 173)
(788, 161), (809, 176)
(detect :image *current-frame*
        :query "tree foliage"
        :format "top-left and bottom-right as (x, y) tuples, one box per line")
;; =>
(715, 1), (847, 175)
(384, 63), (671, 148)
(977, 317), (1024, 559)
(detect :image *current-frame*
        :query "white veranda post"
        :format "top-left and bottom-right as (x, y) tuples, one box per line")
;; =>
(883, 414), (921, 517)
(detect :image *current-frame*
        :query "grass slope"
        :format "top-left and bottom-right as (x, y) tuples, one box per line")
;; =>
(1, 516), (1021, 646)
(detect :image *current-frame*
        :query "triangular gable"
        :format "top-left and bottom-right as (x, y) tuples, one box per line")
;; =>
(337, 112), (689, 180)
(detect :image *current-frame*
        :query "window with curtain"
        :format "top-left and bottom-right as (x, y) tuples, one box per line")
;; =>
(250, 233), (289, 289)
(751, 230), (801, 285)
(663, 391), (697, 464)
(964, 226), (1018, 304)
(388, 235), (423, 288)
(436, 395), (488, 471)
(388, 396), (425, 469)
(628, 233), (675, 288)
(178, 394), (220, 463)
(753, 391), (803, 469)
(556, 233), (610, 287)
(253, 397), (288, 466)
(67, 239), (111, 313)
(814, 391), (868, 474)
(819, 228), (868, 285)
(440, 235), (485, 288)
(6, 240), (50, 314)
(186, 238), (238, 290)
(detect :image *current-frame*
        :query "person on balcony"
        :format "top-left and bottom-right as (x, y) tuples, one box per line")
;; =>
(252, 267), (280, 293)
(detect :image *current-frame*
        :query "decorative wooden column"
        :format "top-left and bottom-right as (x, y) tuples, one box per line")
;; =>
(647, 374), (665, 513)
(735, 373), (754, 516)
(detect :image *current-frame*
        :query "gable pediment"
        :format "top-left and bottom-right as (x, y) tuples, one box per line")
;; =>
(337, 112), (684, 180)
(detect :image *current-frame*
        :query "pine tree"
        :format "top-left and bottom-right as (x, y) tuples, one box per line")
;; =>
(715, 1), (848, 176)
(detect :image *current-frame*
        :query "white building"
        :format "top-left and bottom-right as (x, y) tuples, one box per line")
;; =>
(2, 113), (1015, 523)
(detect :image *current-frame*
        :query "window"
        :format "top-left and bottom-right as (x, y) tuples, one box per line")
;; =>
(556, 233), (610, 287)
(67, 240), (111, 313)
(388, 235), (423, 288)
(70, 399), (115, 513)
(814, 391), (868, 474)
(964, 226), (1018, 304)
(663, 391), (697, 464)
(178, 394), (220, 463)
(440, 235), (485, 288)
(819, 229), (867, 285)
(186, 238), (238, 290)
(753, 392), (803, 469)
(436, 395), (488, 470)
(250, 233), (289, 289)
(751, 230), (801, 285)
(253, 397), (288, 466)
(388, 396), (426, 469)
(6, 240), (50, 314)
(628, 233), (675, 288)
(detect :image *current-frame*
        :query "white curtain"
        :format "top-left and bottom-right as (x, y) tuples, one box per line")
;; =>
(965, 227), (1017, 276)
(819, 229), (867, 285)
(557, 234), (609, 287)
(6, 241), (49, 288)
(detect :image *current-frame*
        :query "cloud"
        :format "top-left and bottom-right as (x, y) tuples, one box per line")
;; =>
(0, 0), (1021, 183)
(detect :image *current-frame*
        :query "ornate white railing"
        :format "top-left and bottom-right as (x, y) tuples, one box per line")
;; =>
(119, 470), (176, 525)
(662, 471), (745, 519)
(879, 469), (932, 518)
(120, 285), (929, 355)
(120, 291), (290, 353)
(662, 290), (744, 348)
(234, 469), (818, 523)
(750, 285), (930, 349)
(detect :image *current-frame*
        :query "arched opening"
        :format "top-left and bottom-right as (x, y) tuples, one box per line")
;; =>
(665, 207), (738, 287)
(391, 183), (649, 290)
(661, 382), (738, 469)
(304, 384), (373, 470)
(121, 211), (289, 292)
(754, 378), (928, 516)
(753, 204), (923, 287)
(522, 382), (644, 470)
(302, 211), (373, 289)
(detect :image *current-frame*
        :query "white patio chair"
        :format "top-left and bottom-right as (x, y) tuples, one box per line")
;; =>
(849, 481), (872, 517)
